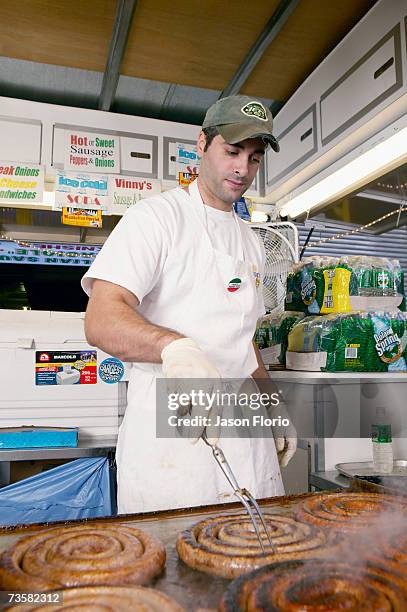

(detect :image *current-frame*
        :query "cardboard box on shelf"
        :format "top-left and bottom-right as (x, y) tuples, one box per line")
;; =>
(9, 459), (71, 484)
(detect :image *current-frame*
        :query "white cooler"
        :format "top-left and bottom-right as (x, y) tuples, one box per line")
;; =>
(0, 310), (128, 440)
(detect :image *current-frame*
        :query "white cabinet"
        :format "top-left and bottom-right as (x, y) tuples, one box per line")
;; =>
(162, 136), (197, 181)
(266, 105), (317, 188)
(0, 117), (42, 163)
(120, 134), (158, 177)
(245, 166), (261, 197)
(52, 124), (158, 177)
(264, 0), (407, 202)
(320, 24), (402, 145)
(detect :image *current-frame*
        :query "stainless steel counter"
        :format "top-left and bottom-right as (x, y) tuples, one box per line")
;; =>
(310, 470), (350, 490)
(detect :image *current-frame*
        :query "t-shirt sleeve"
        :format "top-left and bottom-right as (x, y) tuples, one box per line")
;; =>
(81, 200), (169, 302)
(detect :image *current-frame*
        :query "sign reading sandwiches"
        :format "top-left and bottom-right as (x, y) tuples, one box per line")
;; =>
(0, 162), (44, 203)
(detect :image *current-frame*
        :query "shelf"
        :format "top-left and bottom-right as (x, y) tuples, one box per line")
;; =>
(0, 202), (54, 212)
(309, 470), (350, 490)
(268, 371), (407, 384)
(0, 437), (117, 462)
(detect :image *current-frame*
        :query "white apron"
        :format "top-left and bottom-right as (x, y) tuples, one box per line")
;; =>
(117, 180), (284, 513)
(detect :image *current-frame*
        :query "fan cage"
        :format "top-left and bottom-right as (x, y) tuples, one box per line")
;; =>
(250, 223), (298, 314)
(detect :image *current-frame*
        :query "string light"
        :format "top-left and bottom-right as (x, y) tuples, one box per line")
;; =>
(307, 207), (407, 248)
(376, 181), (407, 190)
(2, 202), (405, 257)
(0, 234), (101, 259)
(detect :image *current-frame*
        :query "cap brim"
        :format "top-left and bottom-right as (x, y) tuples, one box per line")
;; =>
(217, 123), (280, 153)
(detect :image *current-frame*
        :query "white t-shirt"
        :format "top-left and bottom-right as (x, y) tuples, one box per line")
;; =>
(82, 185), (265, 376)
(82, 188), (265, 317)
(203, 205), (244, 260)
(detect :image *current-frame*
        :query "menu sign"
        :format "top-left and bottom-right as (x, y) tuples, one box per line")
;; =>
(176, 143), (200, 176)
(178, 172), (198, 187)
(54, 172), (108, 211)
(64, 130), (120, 174)
(62, 208), (102, 228)
(107, 175), (161, 214)
(0, 240), (100, 266)
(0, 162), (44, 203)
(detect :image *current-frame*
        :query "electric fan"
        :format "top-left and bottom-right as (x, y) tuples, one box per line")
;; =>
(250, 222), (298, 314)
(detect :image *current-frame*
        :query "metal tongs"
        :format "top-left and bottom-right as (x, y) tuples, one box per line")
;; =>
(201, 431), (275, 553)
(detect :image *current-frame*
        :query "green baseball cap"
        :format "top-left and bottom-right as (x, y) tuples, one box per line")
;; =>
(202, 95), (280, 152)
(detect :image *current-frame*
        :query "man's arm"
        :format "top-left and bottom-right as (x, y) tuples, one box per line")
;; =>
(85, 278), (221, 442)
(251, 341), (297, 466)
(251, 339), (279, 396)
(84, 279), (183, 362)
(252, 340), (269, 379)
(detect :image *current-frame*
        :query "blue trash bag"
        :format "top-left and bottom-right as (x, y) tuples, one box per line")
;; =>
(0, 457), (113, 526)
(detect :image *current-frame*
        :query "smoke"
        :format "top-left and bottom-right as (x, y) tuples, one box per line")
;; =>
(312, 501), (407, 572)
(273, 500), (407, 612)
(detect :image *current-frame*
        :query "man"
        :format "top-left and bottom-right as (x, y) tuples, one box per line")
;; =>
(82, 95), (297, 514)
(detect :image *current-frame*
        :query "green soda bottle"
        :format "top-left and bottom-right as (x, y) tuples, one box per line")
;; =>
(371, 407), (393, 474)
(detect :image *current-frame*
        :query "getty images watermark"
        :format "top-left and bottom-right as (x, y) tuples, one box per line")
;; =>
(155, 379), (291, 438)
(157, 377), (407, 439)
(167, 389), (289, 428)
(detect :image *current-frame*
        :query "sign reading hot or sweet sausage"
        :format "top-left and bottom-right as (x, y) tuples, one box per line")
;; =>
(64, 130), (120, 174)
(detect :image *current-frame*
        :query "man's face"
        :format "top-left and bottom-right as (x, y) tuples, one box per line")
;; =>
(197, 133), (265, 205)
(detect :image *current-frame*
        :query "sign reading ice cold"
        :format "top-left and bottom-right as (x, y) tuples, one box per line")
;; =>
(176, 143), (200, 176)
(54, 172), (108, 211)
(108, 175), (161, 214)
(64, 131), (120, 174)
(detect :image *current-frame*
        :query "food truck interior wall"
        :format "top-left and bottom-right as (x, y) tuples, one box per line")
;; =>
(1, 218), (406, 312)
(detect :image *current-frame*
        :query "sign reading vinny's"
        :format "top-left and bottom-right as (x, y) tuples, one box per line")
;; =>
(64, 130), (120, 174)
(107, 175), (161, 214)
(54, 172), (108, 211)
(0, 162), (44, 203)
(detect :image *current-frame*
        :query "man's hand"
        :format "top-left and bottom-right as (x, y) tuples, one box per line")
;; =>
(249, 340), (298, 469)
(161, 338), (222, 444)
(269, 401), (297, 467)
(162, 338), (220, 378)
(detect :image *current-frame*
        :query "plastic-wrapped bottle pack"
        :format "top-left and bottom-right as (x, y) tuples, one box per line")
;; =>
(254, 311), (305, 367)
(286, 311), (407, 372)
(285, 256), (405, 315)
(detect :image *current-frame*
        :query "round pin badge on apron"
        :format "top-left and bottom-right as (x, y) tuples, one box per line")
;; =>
(227, 277), (242, 292)
(227, 254), (245, 294)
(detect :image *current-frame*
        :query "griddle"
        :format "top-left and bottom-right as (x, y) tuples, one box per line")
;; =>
(0, 492), (320, 611)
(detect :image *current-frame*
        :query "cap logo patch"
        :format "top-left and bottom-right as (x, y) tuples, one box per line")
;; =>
(241, 101), (268, 121)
